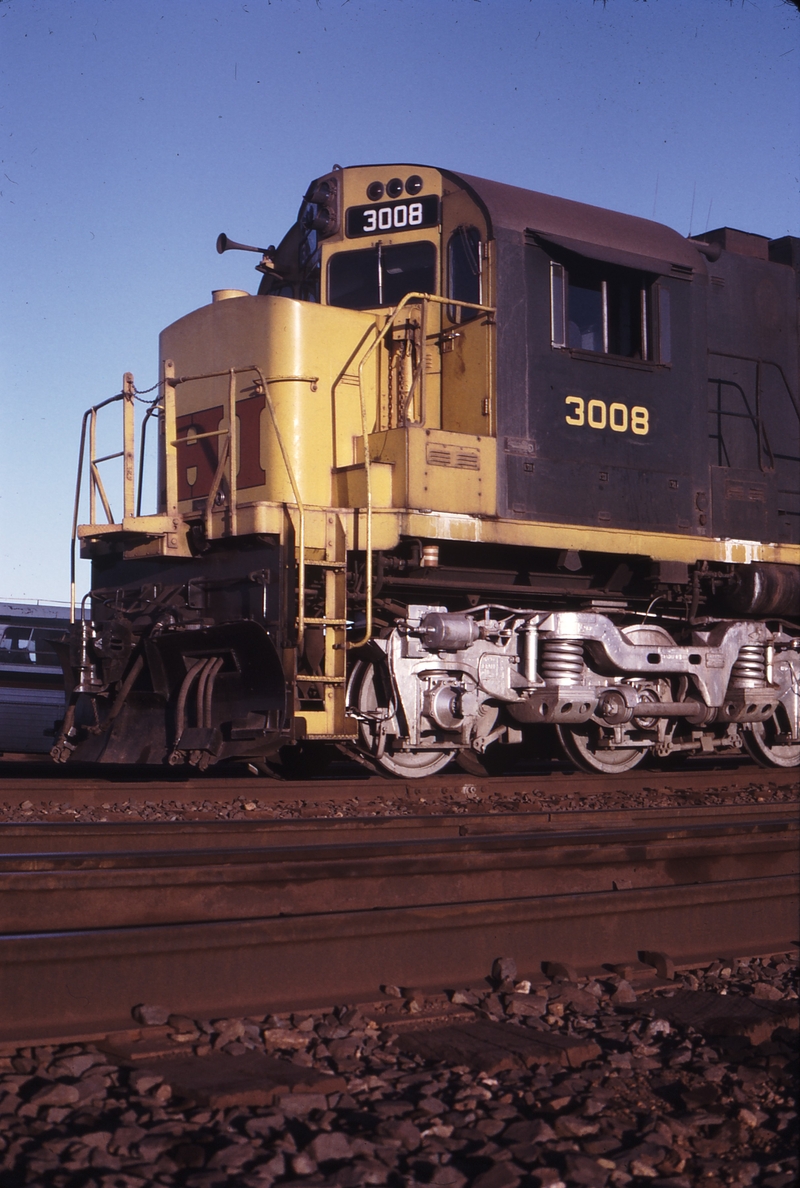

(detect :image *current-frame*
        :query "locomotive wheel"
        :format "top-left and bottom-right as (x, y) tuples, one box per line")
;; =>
(556, 723), (646, 774)
(376, 747), (457, 777)
(455, 747), (504, 776)
(351, 660), (456, 778)
(741, 712), (800, 769)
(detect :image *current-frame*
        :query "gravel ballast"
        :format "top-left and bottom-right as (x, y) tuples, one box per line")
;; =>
(1, 769), (797, 824)
(0, 954), (796, 1188)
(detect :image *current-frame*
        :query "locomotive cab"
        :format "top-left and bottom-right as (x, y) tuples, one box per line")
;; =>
(57, 164), (800, 773)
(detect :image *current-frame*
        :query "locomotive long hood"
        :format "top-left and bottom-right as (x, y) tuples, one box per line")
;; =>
(451, 170), (706, 274)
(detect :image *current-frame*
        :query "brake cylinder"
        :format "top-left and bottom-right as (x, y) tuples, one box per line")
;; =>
(419, 612), (480, 651)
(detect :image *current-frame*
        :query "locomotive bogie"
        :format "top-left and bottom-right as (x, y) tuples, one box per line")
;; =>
(58, 163), (800, 771)
(346, 603), (800, 775)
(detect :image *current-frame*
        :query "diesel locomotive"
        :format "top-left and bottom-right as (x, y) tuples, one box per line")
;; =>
(53, 164), (800, 774)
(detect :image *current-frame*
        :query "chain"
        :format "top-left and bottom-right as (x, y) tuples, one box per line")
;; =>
(131, 380), (163, 405)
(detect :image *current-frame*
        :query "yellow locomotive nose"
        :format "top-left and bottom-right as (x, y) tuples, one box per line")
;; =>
(162, 293), (378, 517)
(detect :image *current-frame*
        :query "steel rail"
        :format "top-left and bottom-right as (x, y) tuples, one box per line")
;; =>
(0, 798), (784, 845)
(0, 875), (795, 1044)
(0, 805), (796, 1043)
(0, 812), (795, 870)
(0, 824), (794, 933)
(0, 800), (789, 852)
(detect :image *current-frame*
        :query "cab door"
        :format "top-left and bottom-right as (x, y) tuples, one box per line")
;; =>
(440, 189), (493, 436)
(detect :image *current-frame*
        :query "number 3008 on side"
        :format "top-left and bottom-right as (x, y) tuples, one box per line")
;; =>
(565, 396), (649, 436)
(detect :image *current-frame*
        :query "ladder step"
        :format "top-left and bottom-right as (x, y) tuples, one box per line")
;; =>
(300, 557), (346, 569)
(295, 674), (346, 685)
(305, 732), (359, 740)
(303, 617), (348, 626)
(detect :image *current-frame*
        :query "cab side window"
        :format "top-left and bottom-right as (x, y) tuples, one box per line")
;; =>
(550, 257), (670, 363)
(448, 226), (482, 324)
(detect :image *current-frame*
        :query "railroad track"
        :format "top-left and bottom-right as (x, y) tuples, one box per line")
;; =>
(0, 755), (793, 813)
(1, 801), (797, 1045)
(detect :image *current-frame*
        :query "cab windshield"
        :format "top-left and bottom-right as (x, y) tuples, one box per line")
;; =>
(328, 242), (436, 310)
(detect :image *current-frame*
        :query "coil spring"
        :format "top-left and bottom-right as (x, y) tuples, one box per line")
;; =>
(541, 638), (584, 684)
(730, 644), (767, 688)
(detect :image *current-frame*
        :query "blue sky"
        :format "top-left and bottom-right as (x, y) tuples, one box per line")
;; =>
(1, 0), (798, 602)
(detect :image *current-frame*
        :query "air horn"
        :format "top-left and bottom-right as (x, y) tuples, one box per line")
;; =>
(216, 233), (273, 256)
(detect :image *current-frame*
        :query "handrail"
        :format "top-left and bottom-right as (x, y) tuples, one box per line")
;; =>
(168, 421), (232, 538)
(708, 350), (799, 422)
(708, 375), (776, 474)
(252, 367), (309, 651)
(165, 367), (319, 392)
(136, 401), (161, 517)
(162, 365), (315, 642)
(70, 377), (136, 624)
(74, 366), (316, 638)
(228, 370), (238, 537)
(350, 292), (496, 648)
(755, 361), (776, 473)
(171, 428), (227, 446)
(204, 434), (231, 541)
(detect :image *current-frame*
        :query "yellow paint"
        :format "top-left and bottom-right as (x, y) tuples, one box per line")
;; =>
(332, 461), (394, 508)
(323, 165), (443, 307)
(160, 295), (379, 516)
(440, 184), (495, 436)
(79, 496), (800, 570)
(393, 510), (800, 566)
(359, 427), (497, 516)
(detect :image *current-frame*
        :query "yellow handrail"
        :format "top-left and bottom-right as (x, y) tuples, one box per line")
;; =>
(350, 292), (496, 648)
(252, 367), (310, 652)
(162, 365), (316, 647)
(70, 378), (137, 623)
(73, 367), (315, 641)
